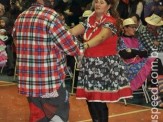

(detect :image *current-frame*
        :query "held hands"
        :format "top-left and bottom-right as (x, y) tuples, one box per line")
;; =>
(84, 42), (89, 50)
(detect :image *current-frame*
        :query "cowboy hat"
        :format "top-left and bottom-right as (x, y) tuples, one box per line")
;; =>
(145, 14), (163, 26)
(82, 10), (92, 18)
(123, 18), (136, 27)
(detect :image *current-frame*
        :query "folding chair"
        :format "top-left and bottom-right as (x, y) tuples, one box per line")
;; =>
(133, 79), (151, 103)
(0, 66), (4, 74)
(124, 79), (151, 106)
(13, 60), (18, 80)
(63, 66), (73, 88)
(71, 56), (80, 95)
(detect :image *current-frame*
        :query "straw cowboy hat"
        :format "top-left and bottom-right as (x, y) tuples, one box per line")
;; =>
(82, 10), (92, 18)
(145, 14), (163, 26)
(123, 18), (136, 27)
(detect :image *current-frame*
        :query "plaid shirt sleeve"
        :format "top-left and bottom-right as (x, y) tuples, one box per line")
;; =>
(139, 27), (163, 53)
(49, 18), (84, 56)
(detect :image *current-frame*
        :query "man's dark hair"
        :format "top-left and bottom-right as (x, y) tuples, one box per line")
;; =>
(129, 13), (140, 22)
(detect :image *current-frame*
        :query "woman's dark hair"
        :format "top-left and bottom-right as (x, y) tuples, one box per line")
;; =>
(128, 0), (145, 16)
(105, 0), (122, 36)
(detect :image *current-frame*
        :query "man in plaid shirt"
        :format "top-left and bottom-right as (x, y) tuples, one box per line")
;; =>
(139, 14), (163, 54)
(139, 14), (163, 108)
(12, 0), (83, 121)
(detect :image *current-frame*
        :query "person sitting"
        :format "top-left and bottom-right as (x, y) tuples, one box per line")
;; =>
(130, 13), (145, 38)
(139, 14), (163, 54)
(139, 13), (163, 108)
(118, 18), (156, 91)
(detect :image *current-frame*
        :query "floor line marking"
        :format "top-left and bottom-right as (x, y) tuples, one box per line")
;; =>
(0, 83), (16, 87)
(109, 108), (150, 118)
(76, 109), (150, 122)
(118, 101), (163, 110)
(0, 81), (15, 83)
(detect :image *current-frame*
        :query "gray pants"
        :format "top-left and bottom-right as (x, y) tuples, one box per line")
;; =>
(27, 85), (69, 122)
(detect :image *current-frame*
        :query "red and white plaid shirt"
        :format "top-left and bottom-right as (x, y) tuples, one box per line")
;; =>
(12, 3), (83, 97)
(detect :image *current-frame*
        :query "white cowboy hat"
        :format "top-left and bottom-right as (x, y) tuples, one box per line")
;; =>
(145, 14), (163, 26)
(82, 10), (92, 18)
(123, 18), (136, 27)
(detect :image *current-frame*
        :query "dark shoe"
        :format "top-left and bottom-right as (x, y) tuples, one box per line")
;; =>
(93, 119), (99, 122)
(99, 118), (108, 122)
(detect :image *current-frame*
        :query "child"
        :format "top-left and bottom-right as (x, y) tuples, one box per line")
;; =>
(0, 36), (7, 68)
(0, 17), (15, 76)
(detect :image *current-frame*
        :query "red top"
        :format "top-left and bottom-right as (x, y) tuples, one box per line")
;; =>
(84, 12), (118, 57)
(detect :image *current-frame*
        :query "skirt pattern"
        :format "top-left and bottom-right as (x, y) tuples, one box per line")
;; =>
(76, 55), (133, 102)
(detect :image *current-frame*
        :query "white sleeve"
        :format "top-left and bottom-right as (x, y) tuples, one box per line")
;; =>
(136, 2), (143, 17)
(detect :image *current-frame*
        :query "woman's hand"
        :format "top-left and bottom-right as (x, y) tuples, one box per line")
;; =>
(84, 42), (89, 50)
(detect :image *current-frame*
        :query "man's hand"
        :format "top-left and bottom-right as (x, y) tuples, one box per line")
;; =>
(153, 40), (160, 46)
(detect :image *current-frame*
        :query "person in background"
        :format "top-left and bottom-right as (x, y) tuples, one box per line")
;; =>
(128, 0), (146, 25)
(64, 0), (83, 26)
(0, 0), (10, 10)
(54, 0), (69, 16)
(0, 16), (14, 76)
(139, 13), (163, 108)
(118, 18), (155, 91)
(145, 0), (153, 4)
(0, 3), (5, 17)
(0, 28), (8, 68)
(117, 0), (129, 19)
(9, 0), (33, 24)
(0, 17), (12, 42)
(130, 13), (145, 38)
(139, 14), (163, 54)
(144, 0), (163, 18)
(69, 0), (132, 121)
(12, 0), (83, 121)
(128, 0), (145, 17)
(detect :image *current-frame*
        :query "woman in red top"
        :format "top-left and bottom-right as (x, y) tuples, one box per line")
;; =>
(70, 0), (132, 121)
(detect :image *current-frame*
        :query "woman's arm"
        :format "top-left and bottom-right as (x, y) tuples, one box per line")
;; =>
(85, 27), (113, 48)
(69, 24), (85, 36)
(119, 49), (139, 59)
(119, 49), (148, 59)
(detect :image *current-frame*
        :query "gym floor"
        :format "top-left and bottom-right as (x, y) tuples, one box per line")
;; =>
(0, 73), (163, 122)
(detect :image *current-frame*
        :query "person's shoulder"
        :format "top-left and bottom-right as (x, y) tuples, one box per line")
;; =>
(42, 7), (56, 14)
(37, 7), (59, 20)
(105, 15), (116, 24)
(140, 26), (147, 33)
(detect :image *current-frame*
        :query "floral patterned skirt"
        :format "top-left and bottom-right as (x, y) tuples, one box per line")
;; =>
(76, 55), (133, 102)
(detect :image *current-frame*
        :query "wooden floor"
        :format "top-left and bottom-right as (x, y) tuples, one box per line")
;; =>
(0, 81), (163, 122)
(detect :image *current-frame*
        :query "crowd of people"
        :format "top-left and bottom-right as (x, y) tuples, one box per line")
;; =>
(0, 0), (163, 122)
